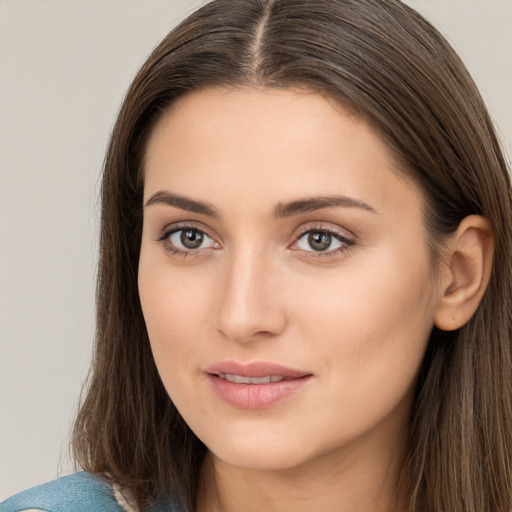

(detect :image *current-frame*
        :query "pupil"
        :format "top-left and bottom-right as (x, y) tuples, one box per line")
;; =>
(308, 231), (331, 251)
(181, 229), (203, 249)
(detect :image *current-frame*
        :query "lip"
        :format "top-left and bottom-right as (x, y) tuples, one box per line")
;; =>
(205, 361), (313, 409)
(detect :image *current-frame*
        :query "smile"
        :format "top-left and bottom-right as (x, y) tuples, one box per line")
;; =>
(205, 361), (313, 409)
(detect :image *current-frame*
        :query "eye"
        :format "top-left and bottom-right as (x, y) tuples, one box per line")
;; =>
(160, 226), (218, 255)
(294, 228), (354, 254)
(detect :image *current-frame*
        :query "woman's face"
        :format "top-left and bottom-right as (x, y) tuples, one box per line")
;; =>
(139, 87), (440, 472)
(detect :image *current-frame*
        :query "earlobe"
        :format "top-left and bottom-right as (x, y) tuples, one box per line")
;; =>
(434, 215), (494, 331)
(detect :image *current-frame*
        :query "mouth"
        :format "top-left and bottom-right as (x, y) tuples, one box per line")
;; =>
(205, 360), (310, 379)
(214, 373), (295, 384)
(205, 361), (313, 409)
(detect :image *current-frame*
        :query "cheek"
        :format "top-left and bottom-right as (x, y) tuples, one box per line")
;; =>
(138, 254), (212, 389)
(291, 245), (436, 404)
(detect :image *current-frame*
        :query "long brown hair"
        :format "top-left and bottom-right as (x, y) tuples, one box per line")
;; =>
(72, 1), (512, 510)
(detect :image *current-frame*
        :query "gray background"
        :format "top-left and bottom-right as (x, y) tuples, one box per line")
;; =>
(1, 0), (511, 500)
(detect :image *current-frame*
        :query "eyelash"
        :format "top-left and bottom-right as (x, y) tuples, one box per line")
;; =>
(157, 223), (218, 258)
(157, 223), (355, 259)
(293, 225), (355, 258)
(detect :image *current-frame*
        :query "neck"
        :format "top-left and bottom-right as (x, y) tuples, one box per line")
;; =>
(196, 422), (409, 512)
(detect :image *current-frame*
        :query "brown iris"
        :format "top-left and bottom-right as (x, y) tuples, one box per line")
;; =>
(308, 231), (332, 251)
(180, 229), (204, 249)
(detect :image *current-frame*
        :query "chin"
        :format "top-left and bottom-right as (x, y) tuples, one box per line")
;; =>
(195, 421), (325, 472)
(212, 443), (311, 472)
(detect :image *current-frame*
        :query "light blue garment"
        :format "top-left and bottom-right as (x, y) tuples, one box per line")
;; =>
(0, 472), (182, 512)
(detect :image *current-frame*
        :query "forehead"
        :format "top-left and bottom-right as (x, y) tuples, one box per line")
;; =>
(145, 86), (385, 168)
(143, 86), (421, 216)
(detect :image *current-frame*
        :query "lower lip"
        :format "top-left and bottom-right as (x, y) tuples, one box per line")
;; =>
(207, 374), (312, 409)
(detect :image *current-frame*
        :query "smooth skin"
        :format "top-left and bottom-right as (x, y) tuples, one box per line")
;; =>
(138, 87), (493, 512)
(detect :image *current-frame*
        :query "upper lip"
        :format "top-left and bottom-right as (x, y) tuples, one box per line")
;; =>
(205, 360), (311, 379)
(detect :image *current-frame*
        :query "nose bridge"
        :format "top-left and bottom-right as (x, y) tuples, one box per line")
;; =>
(215, 243), (286, 342)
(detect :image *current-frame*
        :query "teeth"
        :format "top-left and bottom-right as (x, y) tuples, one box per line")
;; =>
(220, 374), (285, 384)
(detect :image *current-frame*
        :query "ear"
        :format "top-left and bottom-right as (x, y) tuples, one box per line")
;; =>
(434, 215), (494, 331)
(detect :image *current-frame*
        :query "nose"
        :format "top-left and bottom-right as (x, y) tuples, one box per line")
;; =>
(215, 248), (288, 343)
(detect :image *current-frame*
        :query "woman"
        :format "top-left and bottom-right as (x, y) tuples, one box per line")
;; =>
(3, 0), (511, 511)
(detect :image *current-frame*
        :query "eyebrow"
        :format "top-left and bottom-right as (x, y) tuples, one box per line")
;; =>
(273, 196), (378, 218)
(144, 190), (377, 218)
(145, 190), (220, 217)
